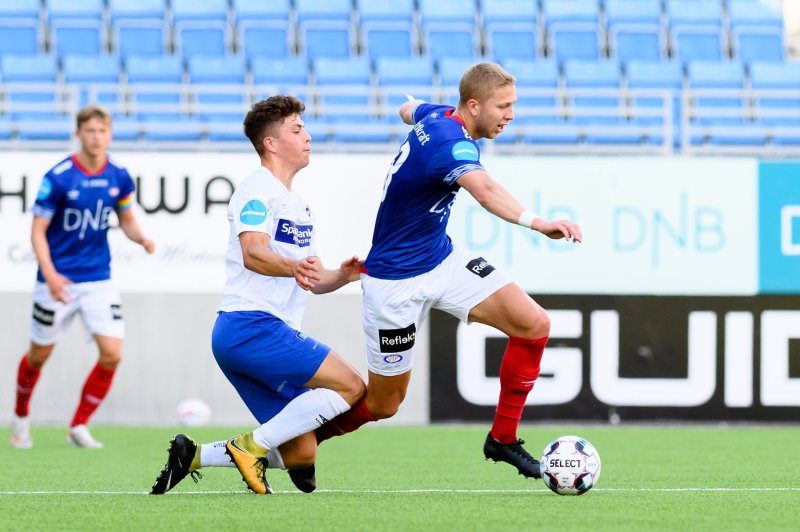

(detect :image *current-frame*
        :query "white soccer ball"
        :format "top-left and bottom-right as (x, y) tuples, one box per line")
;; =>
(176, 399), (211, 426)
(540, 435), (602, 495)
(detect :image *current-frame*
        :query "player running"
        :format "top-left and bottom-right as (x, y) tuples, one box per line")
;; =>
(313, 62), (583, 479)
(10, 105), (155, 449)
(151, 96), (365, 495)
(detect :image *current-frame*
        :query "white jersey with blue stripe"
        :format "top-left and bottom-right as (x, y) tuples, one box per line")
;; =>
(217, 166), (317, 329)
(31, 155), (135, 283)
(362, 104), (484, 280)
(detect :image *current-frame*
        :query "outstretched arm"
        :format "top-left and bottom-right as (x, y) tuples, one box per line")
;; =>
(307, 255), (363, 295)
(117, 208), (156, 253)
(399, 96), (425, 125)
(458, 170), (582, 242)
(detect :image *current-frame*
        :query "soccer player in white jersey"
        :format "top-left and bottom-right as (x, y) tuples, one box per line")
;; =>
(10, 105), (155, 449)
(151, 96), (365, 495)
(312, 62), (583, 480)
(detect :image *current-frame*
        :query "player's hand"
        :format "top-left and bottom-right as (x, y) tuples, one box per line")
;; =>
(45, 272), (73, 303)
(339, 255), (363, 282)
(141, 238), (156, 254)
(533, 219), (583, 243)
(294, 256), (322, 290)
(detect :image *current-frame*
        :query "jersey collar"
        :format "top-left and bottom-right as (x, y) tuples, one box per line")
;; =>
(445, 108), (466, 127)
(71, 154), (108, 176)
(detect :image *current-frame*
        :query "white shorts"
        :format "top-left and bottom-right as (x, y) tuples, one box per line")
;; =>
(361, 245), (510, 376)
(30, 280), (125, 346)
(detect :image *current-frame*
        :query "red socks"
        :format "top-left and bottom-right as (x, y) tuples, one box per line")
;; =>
(490, 336), (547, 445)
(15, 353), (41, 417)
(315, 397), (377, 444)
(71, 363), (116, 427)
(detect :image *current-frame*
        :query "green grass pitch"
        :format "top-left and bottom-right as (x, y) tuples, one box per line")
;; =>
(2, 424), (798, 531)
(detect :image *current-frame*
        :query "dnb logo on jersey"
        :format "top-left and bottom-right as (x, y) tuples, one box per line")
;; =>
(451, 141), (479, 161)
(276, 219), (313, 247)
(240, 200), (268, 225)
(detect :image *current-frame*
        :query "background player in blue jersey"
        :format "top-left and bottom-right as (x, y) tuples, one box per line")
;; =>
(10, 105), (155, 449)
(314, 62), (583, 480)
(151, 96), (365, 495)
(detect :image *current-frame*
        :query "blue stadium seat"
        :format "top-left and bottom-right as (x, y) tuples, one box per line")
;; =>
(141, 117), (203, 142)
(727, 0), (783, 31)
(239, 21), (292, 59)
(296, 0), (352, 25)
(610, 24), (663, 62)
(486, 23), (538, 62)
(2, 55), (60, 122)
(175, 22), (229, 58)
(549, 24), (602, 61)
(688, 61), (748, 144)
(233, 0), (290, 24)
(626, 60), (683, 145)
(0, 119), (12, 139)
(108, 0), (166, 24)
(439, 57), (481, 87)
(665, 0), (722, 28)
(126, 55), (184, 120)
(251, 57), (309, 87)
(563, 60), (623, 121)
(171, 0), (228, 25)
(189, 56), (247, 123)
(0, 0), (40, 19)
(504, 58), (560, 111)
(481, 0), (537, 25)
(376, 56), (436, 107)
(327, 114), (394, 143)
(424, 24), (477, 60)
(47, 0), (103, 23)
(418, 0), (476, 25)
(358, 0), (415, 25)
(671, 25), (725, 63)
(0, 18), (39, 55)
(63, 55), (121, 106)
(113, 20), (167, 57)
(605, 0), (661, 28)
(362, 22), (415, 59)
(314, 56), (373, 117)
(51, 20), (105, 57)
(542, 0), (599, 28)
(732, 26), (784, 63)
(750, 62), (800, 129)
(301, 21), (353, 58)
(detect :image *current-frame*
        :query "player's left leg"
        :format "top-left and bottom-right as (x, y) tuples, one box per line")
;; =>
(469, 282), (550, 479)
(68, 334), (121, 448)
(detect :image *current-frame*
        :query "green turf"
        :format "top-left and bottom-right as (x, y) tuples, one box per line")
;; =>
(2, 425), (799, 531)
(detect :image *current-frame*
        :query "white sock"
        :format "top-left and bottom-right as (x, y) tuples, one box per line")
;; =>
(252, 388), (350, 450)
(266, 447), (285, 470)
(200, 440), (234, 467)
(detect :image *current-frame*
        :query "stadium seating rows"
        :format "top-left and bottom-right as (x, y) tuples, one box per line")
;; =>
(0, 0), (797, 151)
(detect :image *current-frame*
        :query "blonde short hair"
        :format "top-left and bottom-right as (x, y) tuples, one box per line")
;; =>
(76, 105), (112, 130)
(458, 62), (516, 106)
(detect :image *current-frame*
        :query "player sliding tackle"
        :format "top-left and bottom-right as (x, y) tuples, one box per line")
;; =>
(151, 96), (365, 495)
(311, 62), (583, 480)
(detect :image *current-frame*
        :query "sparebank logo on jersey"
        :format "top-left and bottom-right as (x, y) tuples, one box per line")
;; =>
(36, 178), (52, 200)
(240, 200), (268, 225)
(451, 141), (479, 161)
(276, 219), (313, 247)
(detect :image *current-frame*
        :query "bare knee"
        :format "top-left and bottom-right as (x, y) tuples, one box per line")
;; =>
(98, 350), (122, 369)
(28, 344), (54, 369)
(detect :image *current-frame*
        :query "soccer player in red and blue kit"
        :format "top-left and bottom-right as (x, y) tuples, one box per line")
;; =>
(10, 105), (155, 449)
(314, 62), (583, 479)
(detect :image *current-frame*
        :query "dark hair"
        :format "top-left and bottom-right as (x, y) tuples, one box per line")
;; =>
(243, 96), (305, 156)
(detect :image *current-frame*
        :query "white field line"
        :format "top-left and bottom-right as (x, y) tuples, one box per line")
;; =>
(1, 487), (800, 495)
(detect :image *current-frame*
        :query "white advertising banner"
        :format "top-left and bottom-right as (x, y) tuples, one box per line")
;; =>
(451, 155), (760, 295)
(0, 152), (758, 295)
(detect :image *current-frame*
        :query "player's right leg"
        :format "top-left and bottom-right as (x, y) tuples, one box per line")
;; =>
(11, 343), (54, 449)
(150, 434), (203, 494)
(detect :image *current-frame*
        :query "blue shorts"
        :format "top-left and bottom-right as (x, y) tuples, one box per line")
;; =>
(211, 310), (330, 424)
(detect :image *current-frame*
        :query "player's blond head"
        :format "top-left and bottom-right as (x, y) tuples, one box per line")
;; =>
(76, 105), (112, 130)
(458, 62), (516, 106)
(244, 96), (306, 156)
